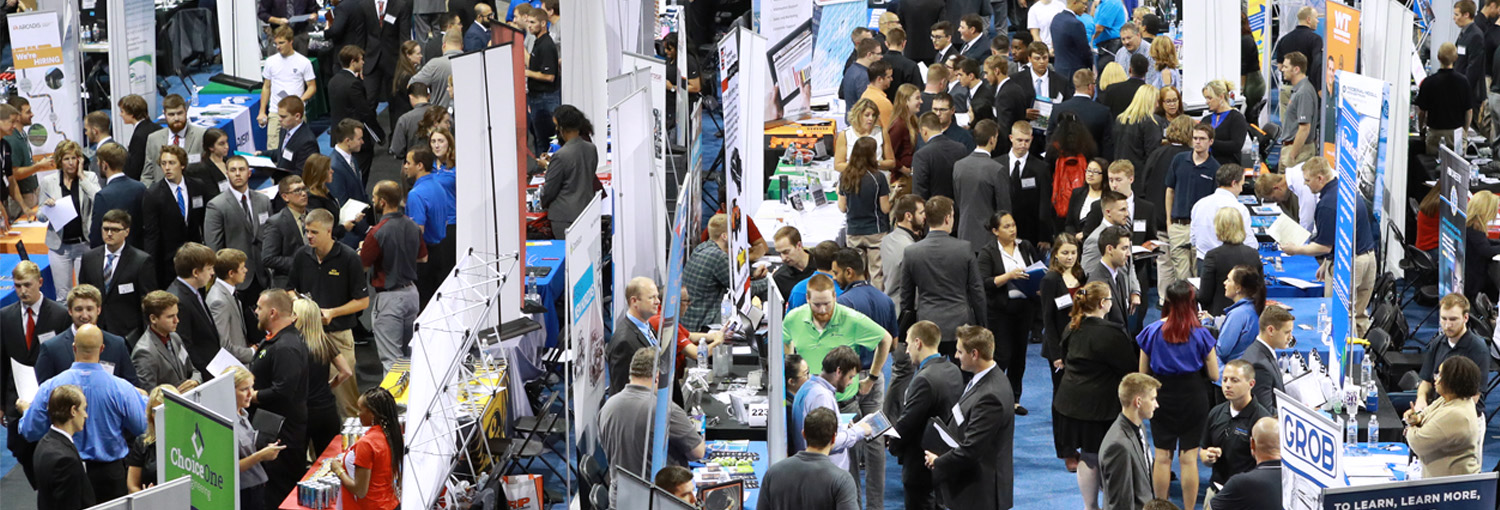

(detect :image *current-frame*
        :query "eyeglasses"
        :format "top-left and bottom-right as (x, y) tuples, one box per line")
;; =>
(101, 226), (126, 233)
(285, 187), (308, 195)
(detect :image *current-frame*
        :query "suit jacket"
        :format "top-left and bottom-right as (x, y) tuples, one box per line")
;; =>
(992, 80), (1032, 156)
(36, 171), (100, 250)
(993, 151), (1051, 244)
(882, 52), (925, 103)
(1086, 258), (1137, 325)
(1240, 340), (1283, 411)
(374, 0), (413, 75)
(1102, 78), (1146, 117)
(957, 34), (991, 63)
(206, 281), (253, 364)
(1209, 460), (1282, 510)
(328, 69), (387, 144)
(141, 178), (214, 285)
(35, 430), (95, 510)
(141, 124), (207, 188)
(1050, 10), (1091, 80)
(931, 366), (1015, 510)
(167, 278), (220, 376)
(130, 330), (202, 388)
(329, 149), (369, 205)
(33, 327), (140, 388)
(261, 208), (307, 289)
(607, 314), (654, 395)
(1082, 197), (1160, 247)
(1064, 187), (1094, 235)
(269, 122), (319, 174)
(89, 175), (147, 248)
(943, 0), (990, 25)
(124, 122), (163, 181)
(1, 299), (71, 418)
(1013, 68), (1075, 103)
(464, 21), (489, 52)
(1101, 414), (1154, 510)
(88, 139), (125, 180)
(880, 226), (920, 311)
(205, 190), (273, 290)
(1198, 243), (1261, 316)
(327, 0), (374, 61)
(952, 152), (1013, 251)
(912, 134), (969, 199)
(935, 44), (961, 68)
(900, 230), (987, 342)
(890, 356), (962, 463)
(978, 240), (1042, 319)
(967, 81), (998, 127)
(78, 245), (156, 339)
(1050, 95), (1115, 157)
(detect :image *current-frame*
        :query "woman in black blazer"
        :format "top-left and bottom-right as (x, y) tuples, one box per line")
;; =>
(1040, 232), (1088, 468)
(978, 211), (1042, 414)
(1065, 158), (1109, 234)
(1198, 208), (1263, 316)
(186, 128), (231, 189)
(1054, 281), (1137, 492)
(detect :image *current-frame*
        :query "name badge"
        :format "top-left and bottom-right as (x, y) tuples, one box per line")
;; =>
(1134, 219), (1146, 232)
(219, 181), (231, 193)
(1054, 294), (1073, 310)
(188, 154), (202, 164)
(1199, 173), (1214, 180)
(119, 283), (136, 294)
(100, 361), (116, 375)
(37, 332), (55, 343)
(951, 402), (965, 427)
(384, 13), (396, 24)
(282, 149), (293, 161)
(179, 348), (190, 366)
(258, 212), (270, 224)
(192, 196), (204, 208)
(1458, 46), (1468, 55)
(1021, 177), (1036, 189)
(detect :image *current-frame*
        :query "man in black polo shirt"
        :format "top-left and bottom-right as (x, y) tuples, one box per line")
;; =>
(1201, 360), (1272, 508)
(1281, 157), (1378, 336)
(1410, 293), (1490, 416)
(1272, 7), (1323, 91)
(1415, 43), (1473, 156)
(250, 289), (309, 508)
(360, 181), (426, 371)
(288, 208), (368, 418)
(772, 226), (816, 302)
(524, 8), (560, 156)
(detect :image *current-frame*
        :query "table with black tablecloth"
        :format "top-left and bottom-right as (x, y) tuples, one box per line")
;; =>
(1273, 296), (1403, 442)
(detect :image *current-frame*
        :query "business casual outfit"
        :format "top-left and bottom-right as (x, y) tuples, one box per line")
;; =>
(1204, 109), (1249, 165)
(1241, 339), (1284, 411)
(952, 150), (1014, 251)
(607, 313), (656, 395)
(361, 211), (426, 370)
(1137, 320), (1216, 450)
(912, 134), (970, 200)
(756, 451), (861, 510)
(261, 206), (307, 289)
(1055, 316), (1136, 455)
(1197, 242), (1260, 317)
(206, 187), (273, 302)
(978, 239), (1041, 401)
(36, 171), (99, 297)
(271, 121), (320, 175)
(880, 226), (919, 311)
(1215, 298), (1260, 364)
(541, 136), (600, 237)
(1406, 396), (1484, 477)
(1190, 188), (1259, 259)
(1086, 260), (1138, 326)
(123, 122), (164, 182)
(1102, 78), (1146, 117)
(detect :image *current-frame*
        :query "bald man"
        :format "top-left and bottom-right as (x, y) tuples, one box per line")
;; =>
(1205, 418), (1282, 510)
(18, 324), (149, 502)
(610, 277), (662, 395)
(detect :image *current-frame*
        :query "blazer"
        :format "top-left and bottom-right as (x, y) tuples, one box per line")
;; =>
(78, 245), (156, 340)
(205, 190), (273, 290)
(1050, 10), (1091, 80)
(957, 34), (992, 64)
(1102, 78), (1146, 117)
(89, 175), (147, 248)
(1101, 414), (1154, 510)
(607, 314), (654, 395)
(1, 299), (71, 418)
(931, 366), (1015, 510)
(329, 149), (369, 205)
(464, 21), (489, 52)
(1065, 187), (1095, 235)
(374, 0), (413, 76)
(1086, 258), (1137, 325)
(978, 240), (1042, 318)
(328, 69), (387, 144)
(900, 230), (988, 342)
(33, 327), (140, 388)
(890, 355), (962, 464)
(1039, 270), (1082, 362)
(35, 429), (95, 510)
(261, 208), (306, 289)
(1082, 197), (1160, 247)
(1050, 95), (1115, 157)
(992, 79), (1032, 155)
(897, 0), (946, 63)
(327, 0), (374, 62)
(952, 152), (1013, 251)
(269, 122), (319, 174)
(257, 0), (319, 31)
(185, 160), (227, 190)
(130, 330), (202, 389)
(1013, 68), (1075, 103)
(880, 226), (919, 311)
(967, 81), (998, 128)
(1055, 316), (1136, 420)
(1208, 460), (1282, 510)
(124, 121), (163, 181)
(881, 52), (924, 103)
(167, 278), (220, 376)
(912, 134), (969, 199)
(541, 137), (600, 227)
(141, 178), (214, 285)
(141, 124), (207, 188)
(993, 150), (1052, 244)
(1240, 340), (1283, 411)
(1140, 144), (1189, 229)
(1198, 243), (1261, 316)
(1113, 115), (1165, 175)
(36, 171), (100, 250)
(206, 281), (253, 364)
(1406, 396), (1484, 477)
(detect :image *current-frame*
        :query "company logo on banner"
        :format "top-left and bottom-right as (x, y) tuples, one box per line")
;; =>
(567, 194), (605, 455)
(1322, 2), (1360, 163)
(1248, 0), (1269, 65)
(8, 10), (82, 158)
(719, 28), (755, 329)
(1438, 146), (1470, 297)
(1278, 390), (1345, 510)
(1323, 473), (1499, 510)
(651, 163), (701, 477)
(1329, 95), (1359, 381)
(163, 391), (237, 510)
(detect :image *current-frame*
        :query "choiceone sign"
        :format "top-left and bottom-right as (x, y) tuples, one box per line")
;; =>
(1278, 390), (1346, 510)
(163, 391), (239, 510)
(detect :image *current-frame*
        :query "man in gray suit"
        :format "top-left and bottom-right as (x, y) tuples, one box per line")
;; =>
(900, 196), (986, 353)
(880, 195), (925, 312)
(926, 325), (1013, 510)
(1243, 305), (1292, 410)
(608, 277), (659, 395)
(207, 249), (253, 364)
(140, 95), (206, 189)
(261, 176), (310, 289)
(1101, 373), (1160, 510)
(130, 290), (203, 389)
(1085, 225), (1139, 325)
(952, 120), (1012, 252)
(204, 156), (271, 312)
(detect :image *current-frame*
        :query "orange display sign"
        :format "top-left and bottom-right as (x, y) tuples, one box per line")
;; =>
(11, 44), (60, 69)
(1321, 2), (1360, 162)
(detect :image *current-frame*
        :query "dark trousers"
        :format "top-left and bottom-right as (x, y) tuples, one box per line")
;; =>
(238, 274), (268, 346)
(901, 452), (936, 510)
(84, 458), (128, 503)
(307, 403), (340, 461)
(242, 483), (267, 510)
(264, 430), (308, 510)
(992, 303), (1034, 400)
(417, 224), (458, 307)
(1049, 366), (1073, 458)
(7, 424), (36, 488)
(527, 90), (561, 155)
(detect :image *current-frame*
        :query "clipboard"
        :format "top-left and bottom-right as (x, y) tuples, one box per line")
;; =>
(922, 419), (962, 456)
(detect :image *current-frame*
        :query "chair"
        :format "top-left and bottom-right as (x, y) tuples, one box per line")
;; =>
(504, 391), (566, 480)
(582, 455), (607, 488)
(590, 484), (611, 510)
(1366, 327), (1422, 389)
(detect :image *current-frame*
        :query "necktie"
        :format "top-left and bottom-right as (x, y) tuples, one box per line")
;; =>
(241, 194), (255, 226)
(25, 307), (35, 350)
(1035, 78), (1043, 94)
(173, 134), (181, 147)
(377, 0), (385, 17)
(104, 253), (117, 288)
(176, 186), (188, 220)
(1013, 160), (1022, 180)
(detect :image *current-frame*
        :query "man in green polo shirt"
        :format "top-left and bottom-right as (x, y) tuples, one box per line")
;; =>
(783, 273), (891, 506)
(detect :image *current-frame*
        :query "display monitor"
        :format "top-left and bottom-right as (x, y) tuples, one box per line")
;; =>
(652, 487), (697, 510)
(700, 479), (744, 510)
(613, 466), (654, 510)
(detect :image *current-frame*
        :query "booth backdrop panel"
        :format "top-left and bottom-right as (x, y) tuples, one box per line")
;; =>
(566, 194), (604, 457)
(488, 40), (528, 324)
(609, 73), (662, 321)
(1179, 0), (1239, 109)
(106, 0), (156, 136)
(0, 254), (54, 306)
(9, 9), (83, 159)
(452, 50), (496, 260)
(217, 0), (260, 80)
(561, 0), (610, 165)
(1360, 0), (1414, 276)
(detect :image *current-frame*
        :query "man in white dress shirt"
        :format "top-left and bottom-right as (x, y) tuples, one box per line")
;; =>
(1189, 164), (1257, 261)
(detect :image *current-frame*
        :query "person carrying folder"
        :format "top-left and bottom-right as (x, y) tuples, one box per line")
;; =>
(977, 211), (1042, 414)
(923, 325), (1015, 510)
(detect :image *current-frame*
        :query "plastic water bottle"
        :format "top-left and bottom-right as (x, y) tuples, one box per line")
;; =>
(720, 295), (735, 330)
(1361, 354), (1375, 408)
(1367, 414), (1380, 446)
(1317, 303), (1332, 348)
(698, 336), (708, 368)
(1250, 137), (1261, 169)
(1345, 412), (1361, 454)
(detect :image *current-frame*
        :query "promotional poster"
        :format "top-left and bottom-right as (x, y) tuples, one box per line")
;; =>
(567, 194), (605, 455)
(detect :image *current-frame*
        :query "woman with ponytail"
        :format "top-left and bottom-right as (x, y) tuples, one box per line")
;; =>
(1136, 280), (1220, 510)
(1202, 79), (1248, 165)
(1053, 281), (1136, 506)
(1212, 265), (1266, 363)
(333, 387), (403, 510)
(540, 104), (600, 239)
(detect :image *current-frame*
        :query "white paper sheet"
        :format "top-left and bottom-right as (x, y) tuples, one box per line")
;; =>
(11, 360), (37, 402)
(1267, 215), (1311, 246)
(206, 348), (246, 378)
(241, 155), (277, 168)
(1277, 277), (1320, 290)
(39, 199), (78, 232)
(933, 422), (959, 448)
(340, 200), (369, 225)
(1187, 278), (1201, 288)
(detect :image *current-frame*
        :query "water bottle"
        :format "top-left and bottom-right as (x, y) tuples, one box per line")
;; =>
(720, 295), (735, 330)
(1317, 303), (1332, 348)
(526, 277), (539, 303)
(1250, 137), (1261, 169)
(1345, 412), (1360, 454)
(1367, 414), (1380, 446)
(698, 336), (708, 369)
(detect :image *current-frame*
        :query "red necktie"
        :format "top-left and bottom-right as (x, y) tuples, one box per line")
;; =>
(173, 134), (181, 147)
(25, 307), (35, 350)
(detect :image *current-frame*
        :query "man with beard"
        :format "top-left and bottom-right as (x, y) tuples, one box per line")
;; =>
(140, 95), (205, 189)
(4, 96), (52, 215)
(249, 289), (310, 508)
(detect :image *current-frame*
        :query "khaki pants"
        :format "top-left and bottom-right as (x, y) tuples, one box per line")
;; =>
(329, 329), (361, 419)
(266, 108), (283, 150)
(1426, 129), (1457, 157)
(1318, 251), (1377, 337)
(1161, 223), (1196, 303)
(847, 232), (886, 291)
(1279, 142), (1315, 170)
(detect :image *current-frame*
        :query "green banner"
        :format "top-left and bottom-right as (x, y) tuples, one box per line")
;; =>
(162, 391), (238, 510)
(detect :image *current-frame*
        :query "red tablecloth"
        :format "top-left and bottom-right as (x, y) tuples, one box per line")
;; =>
(277, 438), (344, 510)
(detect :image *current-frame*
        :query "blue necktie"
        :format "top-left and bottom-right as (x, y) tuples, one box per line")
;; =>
(104, 253), (117, 289)
(176, 186), (188, 220)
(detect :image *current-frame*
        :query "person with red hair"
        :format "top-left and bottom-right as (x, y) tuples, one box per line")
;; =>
(1134, 280), (1219, 510)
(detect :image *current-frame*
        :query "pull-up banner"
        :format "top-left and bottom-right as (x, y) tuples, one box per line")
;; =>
(1322, 473), (1498, 510)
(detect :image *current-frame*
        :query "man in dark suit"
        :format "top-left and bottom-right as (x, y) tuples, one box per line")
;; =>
(262, 176), (310, 289)
(881, 28), (924, 103)
(1082, 162), (1159, 248)
(1102, 373), (1159, 510)
(1085, 226), (1139, 325)
(958, 59), (996, 128)
(1243, 305), (1292, 410)
(1103, 54), (1149, 117)
(993, 121), (1051, 245)
(370, 0), (414, 103)
(329, 119), (371, 203)
(32, 284), (140, 388)
(329, 45), (386, 174)
(264, 96), (320, 175)
(1208, 417), (1282, 510)
(891, 321), (962, 510)
(1015, 41), (1074, 107)
(32, 385), (95, 510)
(89, 145), (146, 249)
(912, 111), (970, 200)
(117, 95), (161, 182)
(326, 0), (373, 76)
(140, 146), (214, 285)
(0, 260), (71, 488)
(78, 210), (156, 340)
(952, 120), (1012, 251)
(464, 2), (492, 51)
(608, 277), (659, 395)
(1049, 0), (1091, 83)
(926, 326), (1014, 510)
(1049, 68), (1114, 157)
(931, 21), (962, 68)
(955, 15), (991, 63)
(258, 0), (320, 34)
(900, 196), (987, 351)
(165, 243), (221, 377)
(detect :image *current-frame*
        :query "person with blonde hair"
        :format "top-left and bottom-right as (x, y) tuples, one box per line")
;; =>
(293, 298), (355, 460)
(1415, 42), (1473, 157)
(835, 98), (897, 173)
(1148, 36), (1179, 88)
(1202, 79), (1249, 165)
(1097, 62), (1128, 96)
(1463, 190), (1500, 300)
(1198, 208), (1261, 317)
(1113, 84), (1163, 173)
(229, 366), (286, 510)
(125, 384), (180, 493)
(37, 139), (100, 297)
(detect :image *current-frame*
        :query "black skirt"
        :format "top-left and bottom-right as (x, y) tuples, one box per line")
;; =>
(1149, 371), (1210, 451)
(1054, 413), (1115, 455)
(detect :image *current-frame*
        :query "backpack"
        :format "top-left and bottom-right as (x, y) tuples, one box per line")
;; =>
(1052, 154), (1087, 217)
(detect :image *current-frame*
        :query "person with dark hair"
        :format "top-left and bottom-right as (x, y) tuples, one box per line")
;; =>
(913, 111), (970, 199)
(1101, 373), (1161, 510)
(925, 325), (1015, 510)
(842, 38), (885, 103)
(1405, 356), (1485, 477)
(1046, 111), (1096, 235)
(956, 14), (991, 63)
(389, 41), (424, 128)
(162, 243), (221, 378)
(464, 2), (493, 51)
(1410, 294), (1490, 416)
(329, 45), (385, 174)
(1162, 123), (1220, 289)
(901, 196), (987, 349)
(329, 119), (371, 205)
(1050, 69), (1113, 158)
(117, 95), (161, 182)
(259, 25), (318, 151)
(888, 320), (960, 509)
(524, 8), (561, 154)
(880, 194), (925, 311)
(953, 120), (1012, 251)
(83, 111), (120, 179)
(842, 27), (877, 73)
(403, 147), (455, 305)
(189, 128), (232, 188)
(1064, 158), (1108, 235)
(977, 210), (1040, 414)
(662, 33), (702, 126)
(1136, 280), (1219, 510)
(90, 143), (147, 251)
(389, 83), (434, 161)
(790, 346), (875, 466)
(32, 284), (141, 389)
(249, 289), (310, 505)
(1085, 225), (1138, 325)
(206, 156), (272, 319)
(1281, 157), (1378, 335)
(131, 290), (203, 389)
(78, 210), (156, 338)
(267, 96), (320, 175)
(759, 407), (861, 510)
(289, 208), (369, 418)
(1103, 53), (1149, 117)
(540, 104), (599, 238)
(829, 247), (897, 508)
(1213, 265), (1266, 364)
(1277, 51), (1318, 168)
(1112, 23), (1154, 85)
(1209, 418), (1282, 510)
(600, 347), (706, 497)
(330, 387), (403, 509)
(1242, 305), (1293, 409)
(1055, 280), (1135, 504)
(1049, 0), (1091, 82)
(32, 385), (94, 510)
(772, 226), (814, 301)
(839, 138), (894, 284)
(413, 30), (462, 107)
(140, 94), (202, 189)
(361, 180), (427, 371)
(930, 21), (961, 68)
(141, 145), (214, 285)
(655, 466), (697, 505)
(863, 60), (898, 130)
(882, 29), (923, 103)
(1200, 360), (1272, 507)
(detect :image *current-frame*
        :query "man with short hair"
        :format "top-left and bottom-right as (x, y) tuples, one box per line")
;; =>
(1, 260), (72, 487)
(131, 290), (203, 389)
(165, 243), (221, 376)
(862, 59), (897, 129)
(403, 148), (456, 305)
(986, 56), (1028, 149)
(523, 9), (561, 154)
(994, 121), (1050, 245)
(4, 96), (53, 215)
(413, 30), (462, 107)
(330, 119), (372, 204)
(207, 248), (253, 363)
(599, 347), (706, 496)
(141, 145), (214, 284)
(89, 146), (147, 249)
(789, 346), (876, 468)
(1082, 189), (1135, 270)
(18, 324), (147, 502)
(842, 27), (877, 72)
(388, 83), (434, 160)
(913, 111), (970, 199)
(880, 194), (926, 311)
(842, 38), (885, 103)
(1112, 23), (1155, 86)
(901, 196), (987, 349)
(1277, 51), (1318, 168)
(654, 466), (697, 505)
(1251, 170), (1317, 232)
(1242, 305), (1293, 409)
(1272, 7), (1323, 91)
(1050, 69), (1113, 155)
(920, 63), (951, 115)
(361, 180), (427, 370)
(118, 95), (162, 181)
(881, 28), (924, 102)
(1101, 373), (1160, 510)
(890, 321), (962, 510)
(259, 25), (319, 150)
(681, 214), (767, 331)
(249, 289), (310, 507)
(262, 176), (310, 288)
(328, 45), (384, 173)
(1086, 226), (1139, 325)
(787, 241), (843, 310)
(931, 21), (961, 68)
(1189, 163), (1258, 259)
(83, 111), (120, 178)
(923, 325), (1015, 510)
(288, 208), (368, 417)
(32, 284), (140, 388)
(1206, 418), (1283, 510)
(758, 407), (861, 510)
(465, 3), (493, 51)
(1408, 294), (1491, 415)
(79, 210), (156, 338)
(141, 94), (205, 188)
(952, 119), (1012, 251)
(1019, 41), (1074, 105)
(1200, 361), (1272, 508)
(1455, 0), (1487, 106)
(265, 96), (319, 174)
(957, 14), (991, 63)
(1049, 0), (1091, 82)
(955, 58), (993, 126)
(205, 156), (272, 313)
(1415, 43), (1473, 156)
(608, 277), (661, 395)
(33, 385), (94, 510)
(772, 226), (815, 302)
(1103, 53), (1149, 117)
(829, 249), (896, 508)
(1162, 124), (1221, 291)
(1281, 157), (1377, 335)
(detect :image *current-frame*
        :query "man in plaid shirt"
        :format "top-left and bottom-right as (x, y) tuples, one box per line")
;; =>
(681, 214), (768, 332)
